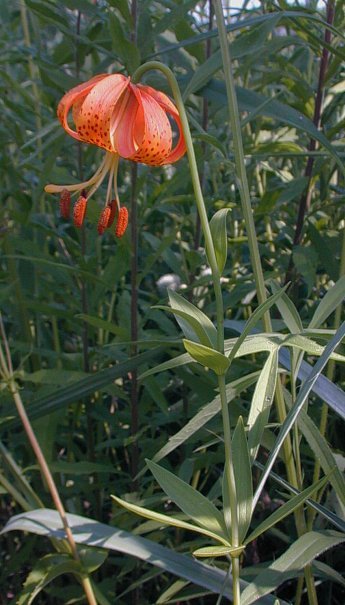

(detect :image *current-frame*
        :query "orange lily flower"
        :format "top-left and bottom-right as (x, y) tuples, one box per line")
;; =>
(45, 73), (186, 236)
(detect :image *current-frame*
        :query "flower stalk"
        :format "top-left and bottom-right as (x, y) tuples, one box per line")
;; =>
(132, 60), (240, 602)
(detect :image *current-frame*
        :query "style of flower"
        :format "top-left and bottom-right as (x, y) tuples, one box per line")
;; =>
(45, 73), (186, 236)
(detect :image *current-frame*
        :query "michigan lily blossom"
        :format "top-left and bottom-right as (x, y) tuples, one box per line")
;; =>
(45, 73), (186, 236)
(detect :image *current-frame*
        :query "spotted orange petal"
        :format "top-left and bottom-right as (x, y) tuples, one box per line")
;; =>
(57, 74), (108, 141)
(110, 87), (141, 158)
(138, 84), (186, 165)
(73, 74), (130, 152)
(128, 86), (172, 165)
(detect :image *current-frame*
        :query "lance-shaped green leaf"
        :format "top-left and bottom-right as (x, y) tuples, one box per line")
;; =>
(183, 339), (230, 375)
(309, 275), (345, 329)
(296, 407), (345, 508)
(225, 334), (281, 358)
(282, 333), (345, 362)
(227, 287), (288, 365)
(232, 417), (253, 542)
(209, 208), (231, 275)
(111, 496), (230, 546)
(313, 560), (345, 589)
(3, 348), (162, 430)
(193, 545), (241, 558)
(241, 530), (345, 605)
(17, 553), (83, 605)
(140, 335), (279, 379)
(246, 474), (330, 543)
(1, 508), (286, 604)
(222, 466), (232, 535)
(254, 460), (345, 533)
(155, 289), (218, 348)
(269, 281), (302, 333)
(151, 372), (260, 466)
(247, 350), (279, 462)
(146, 460), (228, 540)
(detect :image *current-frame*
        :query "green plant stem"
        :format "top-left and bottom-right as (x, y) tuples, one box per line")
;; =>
(231, 555), (241, 605)
(132, 61), (224, 354)
(295, 576), (304, 605)
(213, 0), (268, 324)
(211, 0), (299, 487)
(132, 60), (240, 601)
(213, 4), (318, 602)
(219, 375), (238, 545)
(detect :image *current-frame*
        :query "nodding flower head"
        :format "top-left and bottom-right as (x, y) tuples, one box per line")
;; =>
(45, 73), (186, 237)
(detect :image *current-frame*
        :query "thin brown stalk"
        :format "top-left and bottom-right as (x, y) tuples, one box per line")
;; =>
(285, 0), (335, 286)
(0, 316), (97, 605)
(130, 0), (139, 489)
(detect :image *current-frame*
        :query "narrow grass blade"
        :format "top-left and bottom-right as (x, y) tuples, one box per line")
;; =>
(253, 321), (345, 509)
(241, 530), (345, 605)
(246, 475), (330, 544)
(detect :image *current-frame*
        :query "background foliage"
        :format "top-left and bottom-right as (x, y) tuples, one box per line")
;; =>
(0, 0), (344, 603)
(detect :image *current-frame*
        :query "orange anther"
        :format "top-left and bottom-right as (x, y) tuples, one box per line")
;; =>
(97, 206), (111, 235)
(115, 207), (128, 238)
(73, 195), (87, 228)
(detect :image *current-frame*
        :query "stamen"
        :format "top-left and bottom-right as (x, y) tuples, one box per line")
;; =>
(60, 189), (71, 219)
(105, 156), (117, 205)
(97, 206), (111, 235)
(115, 207), (128, 238)
(113, 156), (120, 210)
(44, 154), (110, 194)
(87, 153), (117, 200)
(73, 195), (88, 228)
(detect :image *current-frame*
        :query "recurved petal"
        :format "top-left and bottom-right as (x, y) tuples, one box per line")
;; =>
(57, 74), (108, 141)
(138, 84), (186, 165)
(129, 87), (172, 165)
(160, 111), (186, 165)
(110, 88), (141, 157)
(73, 74), (130, 151)
(138, 84), (178, 116)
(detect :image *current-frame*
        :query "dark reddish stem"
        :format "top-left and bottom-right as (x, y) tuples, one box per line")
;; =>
(130, 0), (139, 489)
(75, 11), (89, 376)
(75, 12), (98, 518)
(130, 164), (139, 487)
(285, 1), (335, 286)
(129, 5), (140, 604)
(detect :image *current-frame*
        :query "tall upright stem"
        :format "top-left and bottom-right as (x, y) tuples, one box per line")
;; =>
(213, 2), (318, 602)
(132, 60), (240, 602)
(132, 62), (224, 353)
(213, 0), (269, 327)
